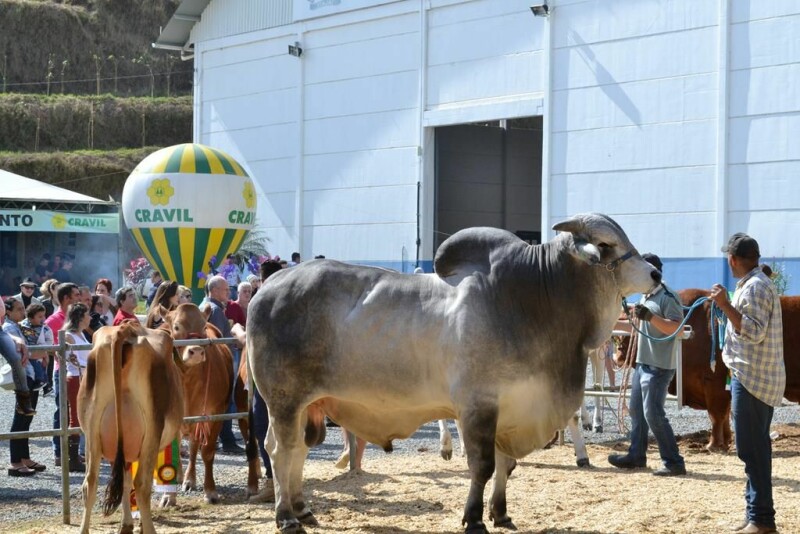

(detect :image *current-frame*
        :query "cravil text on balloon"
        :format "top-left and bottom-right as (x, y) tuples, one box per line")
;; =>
(228, 210), (256, 225)
(134, 208), (194, 223)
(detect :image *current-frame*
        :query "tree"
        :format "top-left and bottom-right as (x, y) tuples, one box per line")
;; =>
(132, 54), (155, 97)
(92, 53), (103, 95)
(45, 53), (55, 96)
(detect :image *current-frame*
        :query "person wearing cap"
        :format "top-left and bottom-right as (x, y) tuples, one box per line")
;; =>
(13, 278), (42, 310)
(608, 252), (686, 477)
(711, 234), (785, 534)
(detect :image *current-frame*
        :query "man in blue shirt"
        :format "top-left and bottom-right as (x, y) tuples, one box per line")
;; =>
(608, 253), (686, 476)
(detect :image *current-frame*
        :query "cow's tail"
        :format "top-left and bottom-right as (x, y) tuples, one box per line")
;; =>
(102, 323), (133, 516)
(304, 404), (326, 447)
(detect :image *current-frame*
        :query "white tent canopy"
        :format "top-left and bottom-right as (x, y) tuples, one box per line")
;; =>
(0, 168), (108, 205)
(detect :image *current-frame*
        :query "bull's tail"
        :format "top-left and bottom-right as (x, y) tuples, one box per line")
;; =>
(102, 323), (136, 516)
(304, 404), (326, 447)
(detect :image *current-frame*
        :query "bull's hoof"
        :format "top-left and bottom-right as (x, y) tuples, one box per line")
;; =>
(297, 511), (319, 526)
(493, 516), (517, 530)
(706, 443), (728, 453)
(277, 519), (306, 534)
(582, 423), (592, 431)
(576, 458), (591, 468)
(464, 522), (489, 533)
(159, 492), (177, 508)
(204, 491), (220, 504)
(440, 448), (453, 461)
(593, 425), (603, 434)
(182, 480), (195, 492)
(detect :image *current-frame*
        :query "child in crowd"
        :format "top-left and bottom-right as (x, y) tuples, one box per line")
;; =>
(18, 303), (52, 391)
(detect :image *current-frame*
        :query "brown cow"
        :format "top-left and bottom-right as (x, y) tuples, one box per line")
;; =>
(163, 303), (236, 504)
(619, 289), (800, 452)
(77, 322), (184, 534)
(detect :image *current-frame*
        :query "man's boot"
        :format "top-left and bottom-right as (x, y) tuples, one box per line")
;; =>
(68, 437), (86, 473)
(14, 390), (36, 416)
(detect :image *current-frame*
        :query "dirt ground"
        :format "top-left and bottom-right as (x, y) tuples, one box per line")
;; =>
(8, 424), (800, 534)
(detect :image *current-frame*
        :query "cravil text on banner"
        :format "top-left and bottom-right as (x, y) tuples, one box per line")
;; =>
(0, 209), (120, 233)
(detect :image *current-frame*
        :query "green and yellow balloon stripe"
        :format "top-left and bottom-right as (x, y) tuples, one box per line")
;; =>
(133, 143), (248, 177)
(130, 227), (249, 302)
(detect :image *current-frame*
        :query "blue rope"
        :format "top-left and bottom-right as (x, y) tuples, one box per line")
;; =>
(709, 302), (726, 370)
(620, 295), (709, 342)
(621, 294), (727, 369)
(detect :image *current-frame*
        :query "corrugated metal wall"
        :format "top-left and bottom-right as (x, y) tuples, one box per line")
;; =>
(192, 0), (292, 42)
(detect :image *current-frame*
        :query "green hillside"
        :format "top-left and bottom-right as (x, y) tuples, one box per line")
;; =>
(0, 0), (191, 97)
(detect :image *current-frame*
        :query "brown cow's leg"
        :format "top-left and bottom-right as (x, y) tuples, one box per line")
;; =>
(488, 451), (517, 530)
(182, 434), (200, 492)
(136, 424), (163, 534)
(201, 422), (222, 504)
(119, 465), (134, 534)
(79, 432), (101, 534)
(705, 386), (732, 452)
(460, 405), (499, 534)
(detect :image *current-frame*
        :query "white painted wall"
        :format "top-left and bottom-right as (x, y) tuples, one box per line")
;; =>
(188, 0), (800, 289)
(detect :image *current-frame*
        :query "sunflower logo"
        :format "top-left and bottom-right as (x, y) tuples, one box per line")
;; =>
(147, 178), (174, 206)
(243, 181), (256, 209)
(51, 213), (67, 229)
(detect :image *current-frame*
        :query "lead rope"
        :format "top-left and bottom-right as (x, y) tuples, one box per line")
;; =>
(617, 323), (637, 435)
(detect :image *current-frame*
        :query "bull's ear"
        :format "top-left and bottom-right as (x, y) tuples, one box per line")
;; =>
(552, 217), (583, 234)
(200, 303), (212, 321)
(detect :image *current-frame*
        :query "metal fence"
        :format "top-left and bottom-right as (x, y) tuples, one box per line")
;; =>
(0, 335), (244, 525)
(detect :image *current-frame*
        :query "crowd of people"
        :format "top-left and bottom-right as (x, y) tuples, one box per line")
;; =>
(1, 250), (310, 480)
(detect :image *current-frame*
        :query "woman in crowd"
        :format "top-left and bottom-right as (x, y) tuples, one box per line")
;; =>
(4, 297), (47, 477)
(39, 278), (58, 318)
(87, 295), (110, 340)
(177, 285), (193, 305)
(145, 280), (179, 329)
(94, 278), (116, 325)
(1, 297), (35, 417)
(62, 303), (91, 472)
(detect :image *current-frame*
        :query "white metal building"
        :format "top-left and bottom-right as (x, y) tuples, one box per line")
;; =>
(155, 0), (800, 293)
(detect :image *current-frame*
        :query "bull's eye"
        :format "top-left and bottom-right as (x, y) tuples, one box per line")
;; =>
(598, 242), (611, 250)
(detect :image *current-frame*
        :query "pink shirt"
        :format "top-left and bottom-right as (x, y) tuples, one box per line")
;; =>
(44, 309), (66, 370)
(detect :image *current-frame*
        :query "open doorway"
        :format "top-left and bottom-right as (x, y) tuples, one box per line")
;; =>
(434, 117), (543, 251)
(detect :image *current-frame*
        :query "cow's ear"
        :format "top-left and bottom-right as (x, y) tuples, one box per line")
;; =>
(201, 304), (212, 321)
(552, 217), (583, 234)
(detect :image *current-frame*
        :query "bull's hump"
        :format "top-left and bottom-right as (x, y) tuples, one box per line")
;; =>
(434, 227), (525, 282)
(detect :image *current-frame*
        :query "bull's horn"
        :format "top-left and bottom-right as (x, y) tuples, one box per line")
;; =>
(552, 217), (584, 234)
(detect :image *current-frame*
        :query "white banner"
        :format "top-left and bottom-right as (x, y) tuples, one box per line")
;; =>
(293, 0), (400, 21)
(0, 209), (119, 234)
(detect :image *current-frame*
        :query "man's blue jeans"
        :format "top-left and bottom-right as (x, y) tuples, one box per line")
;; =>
(731, 377), (776, 529)
(628, 363), (685, 469)
(52, 371), (61, 458)
(219, 348), (240, 446)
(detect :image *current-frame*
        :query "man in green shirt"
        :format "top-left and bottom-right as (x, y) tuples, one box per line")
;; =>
(608, 253), (686, 476)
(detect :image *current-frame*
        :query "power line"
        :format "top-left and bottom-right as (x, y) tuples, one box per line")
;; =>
(2, 69), (194, 89)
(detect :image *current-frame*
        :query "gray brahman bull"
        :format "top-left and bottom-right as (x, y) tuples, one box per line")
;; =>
(247, 212), (660, 533)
